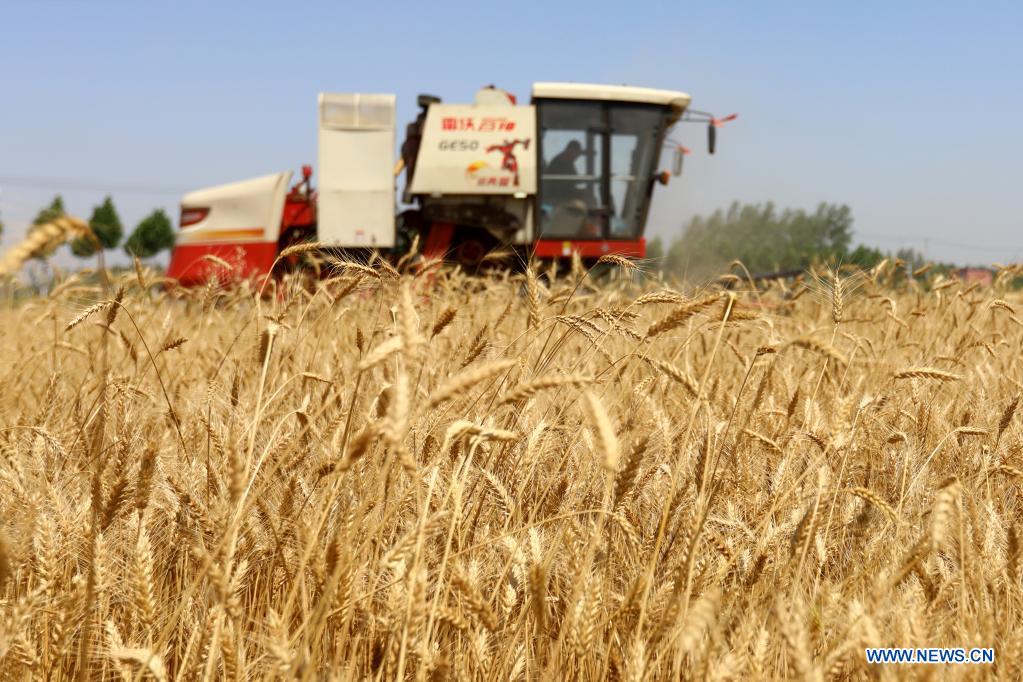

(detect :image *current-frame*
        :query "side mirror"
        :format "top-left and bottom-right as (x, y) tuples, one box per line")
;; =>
(672, 147), (685, 176)
(708, 123), (717, 155)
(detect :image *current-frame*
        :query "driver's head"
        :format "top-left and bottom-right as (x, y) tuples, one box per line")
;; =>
(564, 140), (584, 159)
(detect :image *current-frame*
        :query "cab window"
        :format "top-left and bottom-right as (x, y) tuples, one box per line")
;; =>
(537, 101), (666, 240)
(537, 102), (607, 239)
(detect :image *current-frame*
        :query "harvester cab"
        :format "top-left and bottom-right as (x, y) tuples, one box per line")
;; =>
(166, 82), (725, 285)
(529, 83), (691, 253)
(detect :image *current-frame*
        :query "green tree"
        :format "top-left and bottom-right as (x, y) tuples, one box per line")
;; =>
(32, 195), (65, 226)
(663, 201), (856, 279)
(71, 196), (123, 257)
(27, 195), (67, 260)
(847, 243), (886, 268)
(124, 208), (175, 259)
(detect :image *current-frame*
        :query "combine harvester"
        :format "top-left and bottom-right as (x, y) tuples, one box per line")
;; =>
(167, 83), (734, 285)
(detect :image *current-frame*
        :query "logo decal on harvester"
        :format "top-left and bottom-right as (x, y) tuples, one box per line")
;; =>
(465, 138), (531, 187)
(442, 116), (517, 132)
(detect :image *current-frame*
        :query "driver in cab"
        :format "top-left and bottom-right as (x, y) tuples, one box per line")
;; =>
(544, 140), (600, 237)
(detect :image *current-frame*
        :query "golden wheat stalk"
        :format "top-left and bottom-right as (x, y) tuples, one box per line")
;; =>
(893, 367), (962, 382)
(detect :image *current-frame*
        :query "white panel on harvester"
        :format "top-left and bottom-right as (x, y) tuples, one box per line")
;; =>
(409, 104), (537, 196)
(317, 93), (396, 247)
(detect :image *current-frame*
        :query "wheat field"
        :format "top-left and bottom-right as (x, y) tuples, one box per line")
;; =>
(0, 255), (1021, 680)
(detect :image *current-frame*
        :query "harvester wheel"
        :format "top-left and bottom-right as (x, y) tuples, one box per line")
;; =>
(450, 227), (499, 272)
(454, 238), (487, 269)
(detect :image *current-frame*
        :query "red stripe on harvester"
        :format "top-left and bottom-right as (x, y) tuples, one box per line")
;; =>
(167, 242), (278, 286)
(533, 238), (645, 259)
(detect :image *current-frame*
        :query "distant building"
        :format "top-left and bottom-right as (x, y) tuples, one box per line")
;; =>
(956, 267), (993, 286)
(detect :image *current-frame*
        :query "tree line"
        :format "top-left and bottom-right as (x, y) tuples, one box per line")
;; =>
(26, 195), (175, 260)
(647, 201), (924, 280)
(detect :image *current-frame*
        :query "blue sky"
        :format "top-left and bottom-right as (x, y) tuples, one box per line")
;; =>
(2, 0), (1021, 265)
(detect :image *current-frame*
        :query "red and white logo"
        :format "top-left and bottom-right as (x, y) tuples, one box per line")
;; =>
(465, 138), (530, 187)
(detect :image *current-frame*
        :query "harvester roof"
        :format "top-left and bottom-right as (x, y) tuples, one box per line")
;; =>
(531, 82), (691, 117)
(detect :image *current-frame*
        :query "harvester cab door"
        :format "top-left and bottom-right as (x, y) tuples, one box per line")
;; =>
(317, 93), (397, 248)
